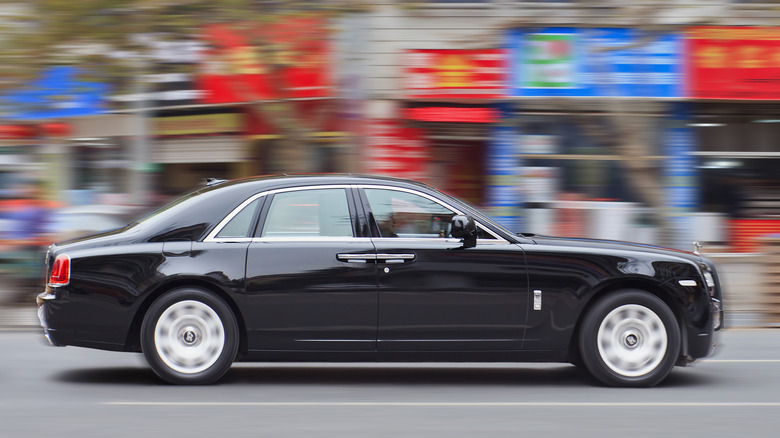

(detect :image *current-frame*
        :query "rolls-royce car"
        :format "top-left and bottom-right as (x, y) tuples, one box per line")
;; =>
(36, 174), (723, 387)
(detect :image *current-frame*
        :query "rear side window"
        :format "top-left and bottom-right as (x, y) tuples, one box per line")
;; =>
(261, 189), (353, 237)
(216, 198), (261, 238)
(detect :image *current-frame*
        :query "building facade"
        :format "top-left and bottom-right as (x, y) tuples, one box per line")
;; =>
(356, 1), (780, 251)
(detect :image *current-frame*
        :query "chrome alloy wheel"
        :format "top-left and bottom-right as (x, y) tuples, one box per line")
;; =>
(154, 300), (226, 374)
(596, 304), (668, 377)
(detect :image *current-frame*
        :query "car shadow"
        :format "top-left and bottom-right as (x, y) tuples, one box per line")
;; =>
(223, 364), (591, 387)
(55, 367), (161, 385)
(54, 364), (718, 388)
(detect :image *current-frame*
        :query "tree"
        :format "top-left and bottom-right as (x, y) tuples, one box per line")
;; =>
(0, 0), (365, 181)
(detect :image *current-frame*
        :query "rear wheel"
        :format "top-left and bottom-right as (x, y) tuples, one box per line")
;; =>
(579, 290), (680, 387)
(141, 288), (238, 384)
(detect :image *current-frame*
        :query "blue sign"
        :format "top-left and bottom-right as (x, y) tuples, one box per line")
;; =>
(0, 66), (108, 120)
(508, 28), (683, 98)
(665, 103), (698, 248)
(486, 106), (522, 232)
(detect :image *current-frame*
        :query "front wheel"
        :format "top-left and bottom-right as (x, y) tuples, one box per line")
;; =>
(141, 288), (239, 384)
(579, 290), (680, 387)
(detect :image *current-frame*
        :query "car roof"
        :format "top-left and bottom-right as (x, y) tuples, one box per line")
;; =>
(199, 174), (437, 198)
(215, 173), (431, 189)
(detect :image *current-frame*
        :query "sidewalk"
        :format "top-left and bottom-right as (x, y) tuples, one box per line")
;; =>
(0, 305), (39, 330)
(0, 304), (770, 331)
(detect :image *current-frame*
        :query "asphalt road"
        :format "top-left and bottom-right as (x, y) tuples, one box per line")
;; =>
(2, 328), (780, 438)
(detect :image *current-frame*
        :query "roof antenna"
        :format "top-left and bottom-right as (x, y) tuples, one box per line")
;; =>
(203, 177), (227, 187)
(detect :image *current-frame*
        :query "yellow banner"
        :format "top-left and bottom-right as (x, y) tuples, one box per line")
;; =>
(154, 113), (242, 136)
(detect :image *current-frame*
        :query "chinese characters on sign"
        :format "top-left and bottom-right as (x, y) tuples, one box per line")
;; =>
(687, 27), (780, 99)
(403, 49), (506, 99)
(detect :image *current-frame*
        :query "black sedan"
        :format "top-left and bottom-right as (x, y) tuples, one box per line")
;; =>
(36, 174), (723, 387)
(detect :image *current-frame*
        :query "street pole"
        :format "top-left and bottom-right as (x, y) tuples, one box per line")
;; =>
(130, 62), (150, 206)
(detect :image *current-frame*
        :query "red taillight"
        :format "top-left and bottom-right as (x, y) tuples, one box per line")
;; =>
(48, 254), (70, 286)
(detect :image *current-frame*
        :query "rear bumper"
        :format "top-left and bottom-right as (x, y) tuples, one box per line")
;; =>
(36, 291), (64, 346)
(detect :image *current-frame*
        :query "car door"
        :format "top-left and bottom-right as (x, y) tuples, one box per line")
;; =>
(359, 186), (529, 352)
(242, 186), (378, 352)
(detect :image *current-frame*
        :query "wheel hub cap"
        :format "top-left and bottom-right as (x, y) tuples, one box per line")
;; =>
(154, 300), (225, 374)
(597, 304), (668, 377)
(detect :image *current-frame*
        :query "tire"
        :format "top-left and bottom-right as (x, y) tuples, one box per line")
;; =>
(579, 290), (680, 387)
(141, 288), (239, 385)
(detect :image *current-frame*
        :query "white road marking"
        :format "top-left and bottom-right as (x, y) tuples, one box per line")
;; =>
(102, 401), (780, 407)
(703, 359), (780, 363)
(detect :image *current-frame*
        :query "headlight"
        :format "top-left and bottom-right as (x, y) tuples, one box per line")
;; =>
(711, 298), (722, 330)
(703, 271), (715, 289)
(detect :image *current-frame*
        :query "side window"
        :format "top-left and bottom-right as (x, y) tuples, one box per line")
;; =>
(261, 188), (353, 237)
(364, 189), (456, 238)
(477, 226), (497, 240)
(216, 198), (261, 238)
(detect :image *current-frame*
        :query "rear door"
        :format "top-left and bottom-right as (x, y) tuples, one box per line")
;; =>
(242, 186), (378, 351)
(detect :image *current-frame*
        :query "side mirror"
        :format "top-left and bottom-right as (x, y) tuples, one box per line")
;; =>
(451, 215), (477, 248)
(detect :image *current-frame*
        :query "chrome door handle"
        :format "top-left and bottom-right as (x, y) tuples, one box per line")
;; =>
(376, 253), (416, 264)
(337, 254), (377, 263)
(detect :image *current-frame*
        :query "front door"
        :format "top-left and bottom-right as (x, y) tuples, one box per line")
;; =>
(361, 187), (528, 352)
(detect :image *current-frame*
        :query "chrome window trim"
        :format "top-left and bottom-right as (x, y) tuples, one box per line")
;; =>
(251, 237), (373, 243)
(204, 185), (354, 243)
(357, 184), (507, 243)
(204, 183), (508, 244)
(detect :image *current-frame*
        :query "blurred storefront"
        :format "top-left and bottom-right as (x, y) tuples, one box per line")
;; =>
(501, 27), (690, 244)
(150, 110), (245, 195)
(687, 27), (780, 252)
(375, 49), (505, 206)
(0, 126), (39, 197)
(0, 66), (110, 204)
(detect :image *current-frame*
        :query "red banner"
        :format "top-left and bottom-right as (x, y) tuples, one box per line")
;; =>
(198, 16), (331, 103)
(403, 49), (506, 99)
(687, 27), (780, 99)
(731, 219), (780, 253)
(364, 120), (429, 182)
(404, 107), (498, 123)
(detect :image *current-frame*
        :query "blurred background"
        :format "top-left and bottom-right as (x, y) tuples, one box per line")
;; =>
(1, 0), (779, 323)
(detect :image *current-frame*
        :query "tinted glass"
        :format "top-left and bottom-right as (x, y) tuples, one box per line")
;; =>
(216, 198), (261, 238)
(262, 189), (353, 237)
(364, 189), (456, 238)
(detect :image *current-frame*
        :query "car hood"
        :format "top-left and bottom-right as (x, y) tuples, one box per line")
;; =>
(521, 234), (704, 264)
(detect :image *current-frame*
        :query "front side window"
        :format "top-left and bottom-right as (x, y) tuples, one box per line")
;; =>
(261, 188), (353, 237)
(364, 189), (456, 238)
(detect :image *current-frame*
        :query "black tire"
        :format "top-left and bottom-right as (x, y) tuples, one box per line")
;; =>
(141, 288), (239, 385)
(579, 290), (680, 387)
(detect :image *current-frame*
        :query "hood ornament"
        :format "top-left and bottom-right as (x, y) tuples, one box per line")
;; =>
(692, 241), (702, 255)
